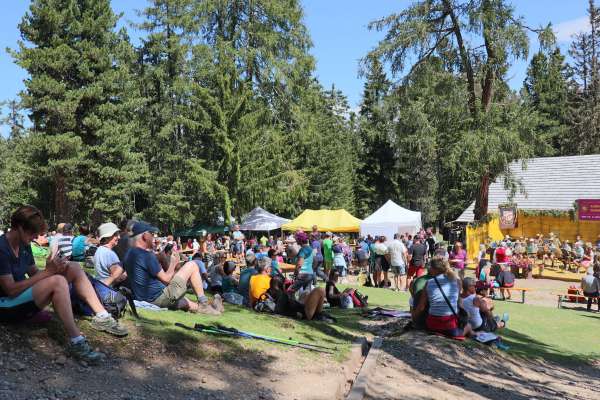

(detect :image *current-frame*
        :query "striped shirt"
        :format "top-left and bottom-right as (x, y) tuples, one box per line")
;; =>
(56, 235), (74, 259)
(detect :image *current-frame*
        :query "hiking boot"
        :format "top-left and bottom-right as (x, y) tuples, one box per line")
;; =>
(194, 302), (221, 316)
(211, 294), (225, 313)
(91, 315), (129, 337)
(67, 339), (106, 364)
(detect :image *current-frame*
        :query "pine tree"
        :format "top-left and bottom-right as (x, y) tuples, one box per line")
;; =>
(12, 0), (148, 224)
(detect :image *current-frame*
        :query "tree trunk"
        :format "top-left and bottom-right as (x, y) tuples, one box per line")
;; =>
(54, 172), (69, 223)
(473, 171), (490, 221)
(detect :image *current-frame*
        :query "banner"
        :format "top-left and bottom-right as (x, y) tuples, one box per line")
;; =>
(578, 199), (600, 221)
(498, 205), (518, 229)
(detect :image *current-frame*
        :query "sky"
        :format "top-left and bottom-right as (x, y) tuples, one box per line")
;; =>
(0, 0), (593, 130)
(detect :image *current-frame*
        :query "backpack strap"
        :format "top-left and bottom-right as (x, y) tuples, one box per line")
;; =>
(433, 275), (458, 318)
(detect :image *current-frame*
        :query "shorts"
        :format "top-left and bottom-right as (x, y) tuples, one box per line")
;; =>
(0, 288), (41, 322)
(391, 264), (406, 275)
(408, 263), (425, 278)
(152, 276), (188, 309)
(426, 314), (462, 337)
(291, 273), (314, 291)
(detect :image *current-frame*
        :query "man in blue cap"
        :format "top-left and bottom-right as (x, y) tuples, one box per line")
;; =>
(123, 221), (221, 315)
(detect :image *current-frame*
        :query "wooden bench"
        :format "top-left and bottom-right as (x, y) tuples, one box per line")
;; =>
(496, 287), (532, 304)
(554, 292), (600, 309)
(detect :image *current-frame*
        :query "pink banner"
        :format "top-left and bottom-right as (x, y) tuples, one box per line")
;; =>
(578, 199), (600, 221)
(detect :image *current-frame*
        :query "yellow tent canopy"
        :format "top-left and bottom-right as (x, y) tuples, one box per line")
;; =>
(281, 209), (362, 233)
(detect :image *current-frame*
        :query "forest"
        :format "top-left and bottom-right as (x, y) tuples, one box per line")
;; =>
(1, 0), (599, 232)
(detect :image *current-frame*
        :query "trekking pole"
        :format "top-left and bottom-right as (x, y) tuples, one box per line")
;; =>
(214, 324), (338, 351)
(198, 324), (335, 353)
(192, 324), (334, 354)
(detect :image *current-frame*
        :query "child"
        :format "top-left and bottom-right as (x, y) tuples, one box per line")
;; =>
(218, 261), (244, 305)
(333, 239), (347, 280)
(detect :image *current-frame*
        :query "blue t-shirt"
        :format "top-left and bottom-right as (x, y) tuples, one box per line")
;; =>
(124, 247), (165, 302)
(192, 259), (207, 274)
(0, 235), (35, 297)
(71, 235), (87, 260)
(93, 245), (121, 281)
(311, 240), (323, 262)
(298, 245), (314, 274)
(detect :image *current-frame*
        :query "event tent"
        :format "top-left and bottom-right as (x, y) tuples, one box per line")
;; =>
(281, 209), (361, 233)
(360, 200), (422, 239)
(239, 207), (290, 231)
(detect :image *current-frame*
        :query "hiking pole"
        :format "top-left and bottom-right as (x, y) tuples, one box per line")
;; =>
(193, 324), (334, 354)
(198, 324), (335, 354)
(214, 324), (338, 351)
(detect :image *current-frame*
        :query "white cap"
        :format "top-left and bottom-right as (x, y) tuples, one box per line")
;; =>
(98, 223), (120, 240)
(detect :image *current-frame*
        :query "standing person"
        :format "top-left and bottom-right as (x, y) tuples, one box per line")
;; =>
(231, 225), (245, 262)
(388, 234), (408, 291)
(333, 238), (347, 281)
(291, 231), (314, 290)
(0, 206), (128, 363)
(581, 267), (600, 312)
(407, 237), (427, 289)
(311, 225), (320, 240)
(449, 242), (467, 280)
(322, 232), (334, 275)
(202, 233), (216, 270)
(356, 237), (370, 273)
(311, 233), (326, 284)
(426, 229), (436, 258)
(123, 221), (221, 315)
(94, 223), (127, 287)
(372, 236), (388, 288)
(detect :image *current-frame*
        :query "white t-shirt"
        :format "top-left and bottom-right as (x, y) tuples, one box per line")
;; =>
(387, 239), (407, 267)
(373, 242), (388, 256)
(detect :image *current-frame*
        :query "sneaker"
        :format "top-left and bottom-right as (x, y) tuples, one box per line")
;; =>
(67, 339), (106, 364)
(91, 315), (129, 337)
(195, 302), (221, 316)
(211, 294), (225, 313)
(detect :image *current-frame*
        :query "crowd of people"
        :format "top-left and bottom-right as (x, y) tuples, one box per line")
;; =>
(3, 204), (600, 363)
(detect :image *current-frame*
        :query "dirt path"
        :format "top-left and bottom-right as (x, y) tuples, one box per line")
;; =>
(0, 321), (363, 400)
(364, 331), (600, 400)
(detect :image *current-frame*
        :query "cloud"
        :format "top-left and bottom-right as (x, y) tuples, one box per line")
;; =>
(554, 16), (590, 43)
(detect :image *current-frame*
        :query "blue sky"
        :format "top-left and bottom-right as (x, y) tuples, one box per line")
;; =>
(0, 0), (592, 126)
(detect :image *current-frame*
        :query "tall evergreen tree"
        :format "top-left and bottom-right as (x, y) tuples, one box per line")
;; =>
(12, 0), (148, 224)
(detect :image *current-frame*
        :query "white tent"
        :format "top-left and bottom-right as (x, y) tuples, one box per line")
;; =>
(360, 200), (422, 239)
(239, 207), (290, 231)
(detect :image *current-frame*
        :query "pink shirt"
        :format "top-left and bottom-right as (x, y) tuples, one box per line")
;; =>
(450, 249), (467, 270)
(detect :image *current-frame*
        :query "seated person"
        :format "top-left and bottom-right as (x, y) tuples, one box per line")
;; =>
(249, 257), (272, 307)
(268, 248), (283, 277)
(325, 270), (354, 308)
(413, 257), (473, 338)
(581, 267), (600, 312)
(94, 223), (127, 286)
(123, 221), (221, 315)
(269, 276), (330, 321)
(0, 206), (127, 363)
(238, 253), (258, 304)
(461, 278), (507, 332)
(409, 266), (432, 330)
(495, 264), (515, 300)
(511, 253), (532, 279)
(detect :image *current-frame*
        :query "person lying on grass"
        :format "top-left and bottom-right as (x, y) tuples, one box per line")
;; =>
(413, 257), (473, 338)
(123, 221), (222, 315)
(325, 270), (354, 309)
(268, 276), (332, 322)
(0, 206), (127, 364)
(461, 278), (508, 333)
(93, 222), (127, 287)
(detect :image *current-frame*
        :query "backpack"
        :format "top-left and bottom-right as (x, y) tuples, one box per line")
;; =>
(254, 293), (276, 313)
(72, 273), (136, 320)
(348, 289), (368, 308)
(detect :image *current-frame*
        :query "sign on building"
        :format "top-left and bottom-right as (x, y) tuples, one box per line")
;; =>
(498, 205), (518, 229)
(578, 199), (600, 221)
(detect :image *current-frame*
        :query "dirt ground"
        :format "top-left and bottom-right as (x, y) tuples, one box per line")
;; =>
(0, 277), (595, 400)
(364, 330), (600, 400)
(0, 320), (364, 400)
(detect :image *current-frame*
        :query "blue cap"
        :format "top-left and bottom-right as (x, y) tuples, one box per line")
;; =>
(131, 221), (159, 236)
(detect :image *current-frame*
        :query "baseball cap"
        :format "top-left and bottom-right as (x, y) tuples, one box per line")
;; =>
(131, 221), (159, 236)
(98, 223), (120, 240)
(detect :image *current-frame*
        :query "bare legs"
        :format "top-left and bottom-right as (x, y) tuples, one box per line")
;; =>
(304, 288), (325, 320)
(63, 262), (104, 314)
(173, 261), (207, 312)
(32, 275), (80, 338)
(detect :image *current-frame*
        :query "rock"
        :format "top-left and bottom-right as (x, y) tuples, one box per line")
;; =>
(201, 377), (207, 384)
(55, 356), (67, 366)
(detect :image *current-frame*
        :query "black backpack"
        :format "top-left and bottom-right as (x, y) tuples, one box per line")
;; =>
(72, 273), (138, 320)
